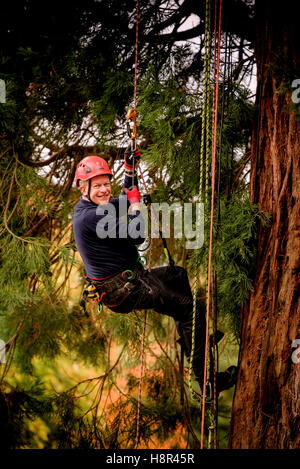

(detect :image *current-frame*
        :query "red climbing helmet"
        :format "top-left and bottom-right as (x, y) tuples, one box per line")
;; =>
(75, 155), (113, 187)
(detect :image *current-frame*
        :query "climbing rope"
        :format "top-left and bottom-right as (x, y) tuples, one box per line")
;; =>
(188, 0), (212, 406)
(203, 5), (220, 439)
(211, 25), (230, 448)
(199, 0), (211, 204)
(200, 0), (223, 450)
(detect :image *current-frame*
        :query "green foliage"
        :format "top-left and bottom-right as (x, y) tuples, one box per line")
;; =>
(222, 83), (254, 149)
(214, 198), (270, 335)
(0, 380), (52, 449)
(93, 71), (133, 138)
(138, 68), (201, 199)
(190, 196), (270, 337)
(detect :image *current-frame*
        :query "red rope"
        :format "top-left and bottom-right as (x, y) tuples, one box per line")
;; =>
(200, 0), (223, 450)
(211, 274), (217, 448)
(211, 0), (218, 140)
(209, 0), (219, 449)
(134, 0), (139, 112)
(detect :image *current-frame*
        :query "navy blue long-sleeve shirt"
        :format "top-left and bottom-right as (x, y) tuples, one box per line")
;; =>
(73, 175), (145, 279)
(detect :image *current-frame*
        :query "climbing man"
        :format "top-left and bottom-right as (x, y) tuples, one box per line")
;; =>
(72, 144), (237, 398)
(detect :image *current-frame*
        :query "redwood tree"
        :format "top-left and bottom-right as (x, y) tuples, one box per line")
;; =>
(229, 0), (300, 448)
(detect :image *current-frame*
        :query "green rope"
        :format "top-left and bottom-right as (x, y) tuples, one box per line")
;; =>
(204, 0), (212, 206)
(203, 0), (213, 404)
(188, 0), (211, 404)
(199, 0), (211, 205)
(207, 408), (215, 449)
(204, 2), (213, 404)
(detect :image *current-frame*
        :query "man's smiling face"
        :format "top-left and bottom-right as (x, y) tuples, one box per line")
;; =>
(80, 174), (112, 205)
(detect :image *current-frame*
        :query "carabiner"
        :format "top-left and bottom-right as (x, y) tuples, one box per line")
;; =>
(204, 381), (213, 404)
(126, 108), (137, 140)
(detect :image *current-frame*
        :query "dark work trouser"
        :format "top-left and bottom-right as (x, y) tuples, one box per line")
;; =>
(96, 264), (206, 387)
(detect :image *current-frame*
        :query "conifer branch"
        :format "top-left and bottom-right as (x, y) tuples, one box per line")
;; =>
(2, 165), (31, 243)
(0, 321), (25, 384)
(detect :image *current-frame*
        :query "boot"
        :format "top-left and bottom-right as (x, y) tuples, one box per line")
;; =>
(176, 322), (225, 389)
(175, 320), (205, 385)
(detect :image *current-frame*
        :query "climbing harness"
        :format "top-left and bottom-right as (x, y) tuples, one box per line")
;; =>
(80, 266), (140, 316)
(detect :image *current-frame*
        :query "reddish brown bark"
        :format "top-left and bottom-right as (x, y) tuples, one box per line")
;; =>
(229, 0), (300, 448)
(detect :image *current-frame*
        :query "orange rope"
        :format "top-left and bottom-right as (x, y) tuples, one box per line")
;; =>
(211, 0), (218, 148)
(210, 0), (219, 449)
(200, 0), (223, 450)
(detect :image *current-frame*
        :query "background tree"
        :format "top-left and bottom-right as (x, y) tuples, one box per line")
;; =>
(229, 0), (300, 449)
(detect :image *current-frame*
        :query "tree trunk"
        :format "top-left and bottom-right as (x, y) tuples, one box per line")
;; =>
(229, 0), (300, 449)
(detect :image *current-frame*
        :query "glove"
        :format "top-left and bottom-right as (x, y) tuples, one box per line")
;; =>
(126, 186), (141, 205)
(124, 142), (141, 170)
